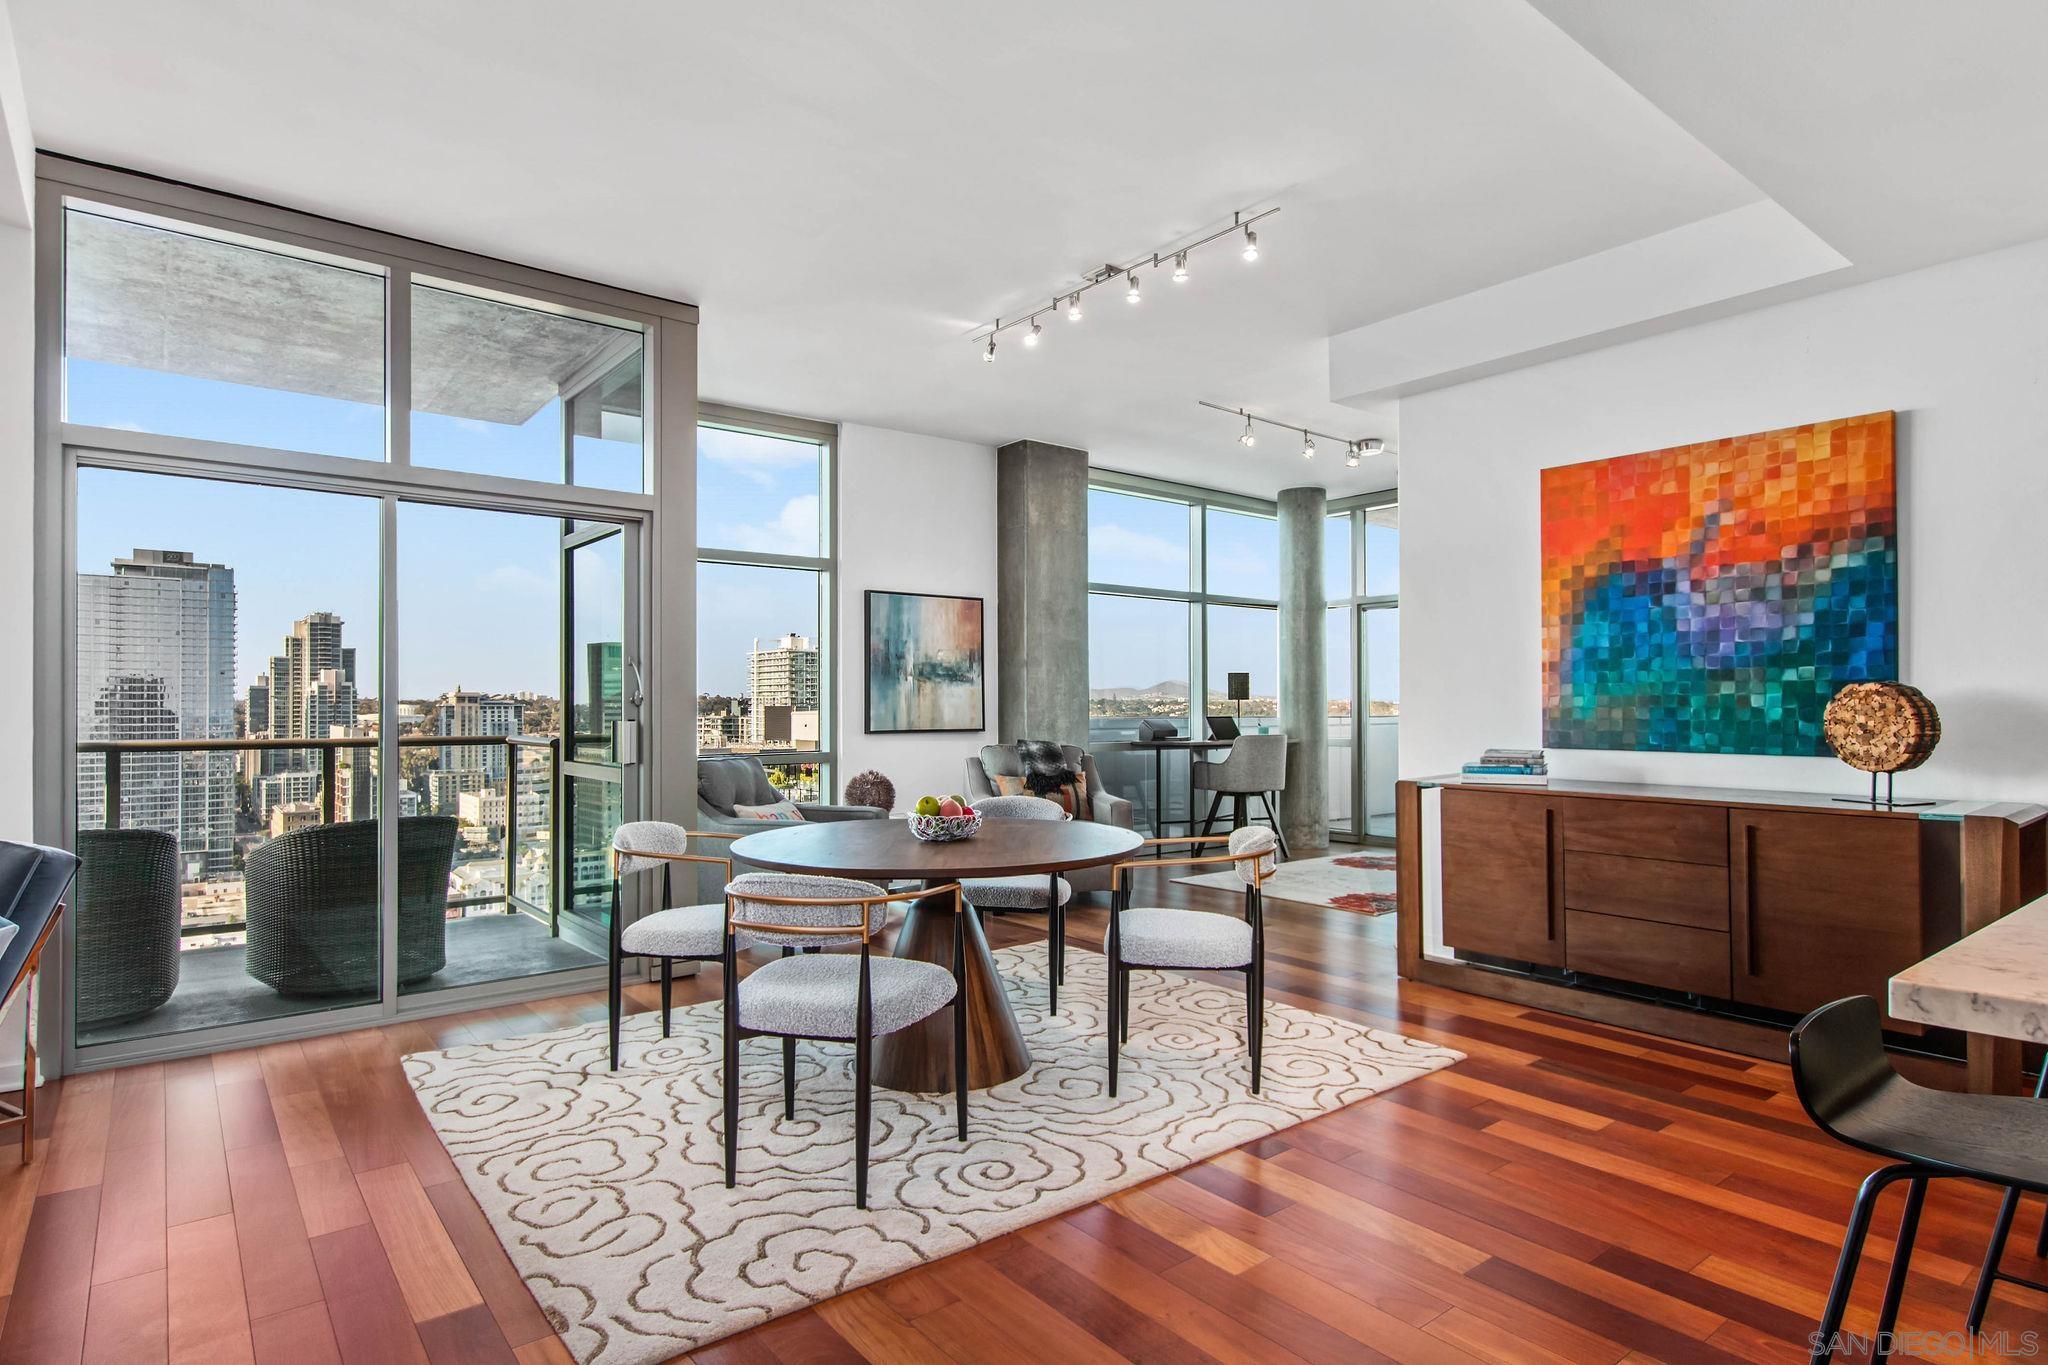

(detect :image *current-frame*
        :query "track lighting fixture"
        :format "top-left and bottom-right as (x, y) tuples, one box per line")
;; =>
(984, 329), (997, 363)
(968, 205), (1277, 357)
(1199, 401), (1390, 465)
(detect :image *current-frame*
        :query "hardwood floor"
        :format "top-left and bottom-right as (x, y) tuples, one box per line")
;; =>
(2, 859), (2044, 1363)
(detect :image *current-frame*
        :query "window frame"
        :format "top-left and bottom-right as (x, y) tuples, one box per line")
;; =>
(1325, 490), (1400, 844)
(694, 402), (838, 800)
(33, 155), (700, 1075)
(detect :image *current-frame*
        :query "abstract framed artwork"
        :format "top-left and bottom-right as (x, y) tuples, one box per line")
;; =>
(1541, 411), (1897, 756)
(864, 590), (985, 734)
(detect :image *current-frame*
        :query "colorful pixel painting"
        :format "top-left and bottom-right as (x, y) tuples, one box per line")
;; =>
(1541, 412), (1897, 756)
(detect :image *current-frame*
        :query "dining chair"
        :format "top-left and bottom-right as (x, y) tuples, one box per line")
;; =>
(607, 822), (741, 1072)
(722, 874), (968, 1209)
(1104, 826), (1277, 1097)
(960, 793), (1073, 1011)
(1789, 995), (2048, 1363)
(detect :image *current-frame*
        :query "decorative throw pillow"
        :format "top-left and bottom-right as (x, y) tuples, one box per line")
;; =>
(991, 772), (1090, 816)
(734, 800), (804, 822)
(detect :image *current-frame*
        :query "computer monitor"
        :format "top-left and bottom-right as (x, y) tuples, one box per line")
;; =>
(1206, 715), (1240, 741)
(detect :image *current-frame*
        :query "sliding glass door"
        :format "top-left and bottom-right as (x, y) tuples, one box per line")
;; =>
(1325, 498), (1398, 844)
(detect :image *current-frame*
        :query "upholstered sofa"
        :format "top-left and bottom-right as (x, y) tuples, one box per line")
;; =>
(962, 743), (1133, 893)
(693, 755), (886, 896)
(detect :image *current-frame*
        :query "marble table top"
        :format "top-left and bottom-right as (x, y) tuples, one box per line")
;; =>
(1889, 895), (2048, 1042)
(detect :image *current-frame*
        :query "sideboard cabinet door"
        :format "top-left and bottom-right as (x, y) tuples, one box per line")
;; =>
(1441, 787), (1563, 967)
(1729, 810), (1922, 1017)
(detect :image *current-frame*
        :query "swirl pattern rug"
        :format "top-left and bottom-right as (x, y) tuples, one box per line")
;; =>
(403, 944), (1460, 1363)
(1174, 852), (1399, 914)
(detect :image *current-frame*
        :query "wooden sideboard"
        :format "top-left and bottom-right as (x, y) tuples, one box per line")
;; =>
(1396, 778), (2048, 1090)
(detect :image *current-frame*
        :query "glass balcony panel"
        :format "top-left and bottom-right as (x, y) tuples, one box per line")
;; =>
(72, 469), (382, 1047)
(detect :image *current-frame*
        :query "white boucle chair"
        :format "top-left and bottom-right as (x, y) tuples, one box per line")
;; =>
(1104, 825), (1279, 1096)
(722, 873), (968, 1209)
(959, 793), (1075, 1012)
(607, 822), (744, 1072)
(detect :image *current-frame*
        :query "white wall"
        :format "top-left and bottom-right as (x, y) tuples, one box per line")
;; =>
(1402, 234), (2048, 802)
(834, 424), (999, 807)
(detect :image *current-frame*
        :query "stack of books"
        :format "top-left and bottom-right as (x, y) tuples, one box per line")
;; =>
(1462, 748), (1549, 785)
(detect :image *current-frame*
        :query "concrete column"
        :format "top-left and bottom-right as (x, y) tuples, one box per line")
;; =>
(995, 440), (1089, 748)
(1277, 486), (1328, 852)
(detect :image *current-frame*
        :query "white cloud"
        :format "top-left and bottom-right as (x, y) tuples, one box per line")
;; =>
(472, 563), (554, 598)
(713, 494), (820, 555)
(1090, 523), (1186, 568)
(699, 426), (817, 488)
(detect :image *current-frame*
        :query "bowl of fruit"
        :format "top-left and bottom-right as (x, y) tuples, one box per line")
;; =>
(908, 795), (981, 842)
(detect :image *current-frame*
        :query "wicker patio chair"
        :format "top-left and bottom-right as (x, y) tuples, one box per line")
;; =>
(245, 816), (458, 996)
(72, 828), (181, 1029)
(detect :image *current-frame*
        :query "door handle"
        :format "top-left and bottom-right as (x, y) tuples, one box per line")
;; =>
(1543, 806), (1558, 941)
(1738, 823), (1758, 977)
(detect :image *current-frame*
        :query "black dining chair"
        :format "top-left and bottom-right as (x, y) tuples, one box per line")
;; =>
(1789, 996), (2048, 1363)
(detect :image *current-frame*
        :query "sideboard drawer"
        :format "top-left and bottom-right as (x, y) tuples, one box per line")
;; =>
(1564, 850), (1729, 931)
(1566, 910), (1731, 997)
(1562, 799), (1729, 867)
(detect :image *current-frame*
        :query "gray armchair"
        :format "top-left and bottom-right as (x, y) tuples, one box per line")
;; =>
(963, 743), (1132, 893)
(1193, 732), (1290, 859)
(695, 755), (885, 895)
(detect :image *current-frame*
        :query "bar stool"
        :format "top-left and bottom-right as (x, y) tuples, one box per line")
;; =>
(1789, 996), (2048, 1363)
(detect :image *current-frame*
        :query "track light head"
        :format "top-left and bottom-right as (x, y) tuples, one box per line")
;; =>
(1242, 226), (1259, 262)
(1024, 317), (1042, 347)
(1302, 430), (1315, 459)
(1346, 441), (1362, 468)
(1126, 271), (1142, 303)
(1172, 251), (1189, 283)
(1361, 438), (1385, 457)
(984, 333), (996, 363)
(1239, 414), (1256, 447)
(1066, 292), (1083, 321)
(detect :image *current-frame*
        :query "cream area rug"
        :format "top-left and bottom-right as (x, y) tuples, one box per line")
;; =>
(1175, 850), (1398, 913)
(404, 942), (1460, 1363)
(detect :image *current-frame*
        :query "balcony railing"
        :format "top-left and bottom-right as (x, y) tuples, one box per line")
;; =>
(76, 732), (571, 936)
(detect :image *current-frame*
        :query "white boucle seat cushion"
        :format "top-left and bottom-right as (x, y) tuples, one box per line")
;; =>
(1109, 908), (1254, 969)
(961, 874), (1072, 910)
(619, 904), (726, 957)
(736, 954), (956, 1038)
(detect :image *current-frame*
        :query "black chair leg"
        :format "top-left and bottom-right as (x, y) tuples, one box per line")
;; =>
(1248, 962), (1264, 1094)
(1873, 1176), (1926, 1359)
(607, 948), (623, 1072)
(1197, 792), (1223, 838)
(1969, 1183), (2024, 1336)
(721, 1017), (739, 1188)
(660, 957), (673, 1038)
(782, 1036), (796, 1119)
(953, 999), (968, 1141)
(1230, 793), (1249, 834)
(854, 1036), (872, 1210)
(1107, 961), (1122, 1097)
(1813, 1165), (1915, 1364)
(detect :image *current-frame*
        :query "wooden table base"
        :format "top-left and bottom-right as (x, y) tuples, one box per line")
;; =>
(872, 891), (1031, 1092)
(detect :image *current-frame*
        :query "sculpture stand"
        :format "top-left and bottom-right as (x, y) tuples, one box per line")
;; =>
(1833, 770), (1937, 809)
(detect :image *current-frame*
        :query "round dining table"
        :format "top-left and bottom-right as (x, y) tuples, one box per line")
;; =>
(728, 817), (1143, 1091)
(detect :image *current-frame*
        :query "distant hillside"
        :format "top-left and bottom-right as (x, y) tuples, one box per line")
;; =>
(1088, 680), (1190, 701)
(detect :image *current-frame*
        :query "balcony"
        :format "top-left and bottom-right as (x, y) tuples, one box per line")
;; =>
(72, 732), (612, 1048)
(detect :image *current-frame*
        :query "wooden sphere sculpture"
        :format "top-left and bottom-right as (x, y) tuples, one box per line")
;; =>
(1823, 682), (1942, 774)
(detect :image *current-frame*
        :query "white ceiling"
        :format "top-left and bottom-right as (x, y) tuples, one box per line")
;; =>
(12, 0), (2048, 498)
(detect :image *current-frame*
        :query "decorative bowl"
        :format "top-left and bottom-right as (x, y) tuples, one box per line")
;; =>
(909, 811), (981, 842)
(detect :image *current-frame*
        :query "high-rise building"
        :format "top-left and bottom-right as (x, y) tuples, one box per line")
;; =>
(76, 548), (238, 879)
(746, 634), (818, 747)
(434, 689), (525, 780)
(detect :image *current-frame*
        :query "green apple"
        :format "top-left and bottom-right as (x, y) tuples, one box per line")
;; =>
(914, 796), (941, 817)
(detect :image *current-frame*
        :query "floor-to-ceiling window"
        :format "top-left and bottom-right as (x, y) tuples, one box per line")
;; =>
(1326, 496), (1399, 842)
(1086, 476), (1280, 837)
(41, 161), (693, 1067)
(695, 407), (835, 801)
